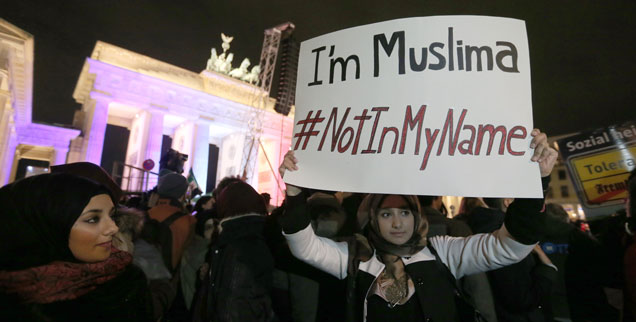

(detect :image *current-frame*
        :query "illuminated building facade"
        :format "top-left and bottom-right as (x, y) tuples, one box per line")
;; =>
(71, 41), (293, 203)
(0, 19), (80, 185)
(1, 20), (293, 204)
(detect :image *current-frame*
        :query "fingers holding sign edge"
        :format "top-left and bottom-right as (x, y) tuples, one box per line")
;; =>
(279, 150), (299, 179)
(279, 150), (303, 197)
(530, 128), (559, 177)
(530, 129), (548, 162)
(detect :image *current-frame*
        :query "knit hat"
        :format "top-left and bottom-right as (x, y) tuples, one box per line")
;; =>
(157, 173), (188, 200)
(216, 181), (267, 219)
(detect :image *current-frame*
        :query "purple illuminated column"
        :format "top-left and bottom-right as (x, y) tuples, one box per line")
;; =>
(1, 135), (17, 185)
(191, 122), (210, 193)
(144, 111), (164, 188)
(0, 105), (14, 185)
(83, 94), (110, 165)
(145, 111), (164, 169)
(53, 147), (69, 165)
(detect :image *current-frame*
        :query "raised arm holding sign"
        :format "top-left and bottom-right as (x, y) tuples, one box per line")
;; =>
(279, 128), (557, 321)
(277, 16), (559, 322)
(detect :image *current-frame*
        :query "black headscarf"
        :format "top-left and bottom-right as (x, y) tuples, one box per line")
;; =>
(0, 173), (111, 270)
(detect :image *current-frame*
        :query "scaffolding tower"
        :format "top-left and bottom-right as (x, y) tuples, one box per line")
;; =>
(240, 22), (295, 182)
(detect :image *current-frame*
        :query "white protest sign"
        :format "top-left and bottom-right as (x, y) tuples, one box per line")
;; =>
(285, 16), (542, 198)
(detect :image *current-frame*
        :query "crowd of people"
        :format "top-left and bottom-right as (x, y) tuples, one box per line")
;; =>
(0, 130), (634, 322)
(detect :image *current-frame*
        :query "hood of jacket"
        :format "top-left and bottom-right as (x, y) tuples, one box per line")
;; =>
(217, 214), (266, 245)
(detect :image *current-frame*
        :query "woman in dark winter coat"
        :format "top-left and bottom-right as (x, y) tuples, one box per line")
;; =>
(278, 129), (558, 322)
(0, 173), (153, 321)
(193, 180), (276, 322)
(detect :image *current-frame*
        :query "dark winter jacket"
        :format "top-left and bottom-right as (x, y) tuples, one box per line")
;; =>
(200, 214), (276, 322)
(456, 178), (558, 322)
(425, 206), (498, 322)
(566, 228), (620, 321)
(266, 202), (349, 322)
(487, 253), (557, 322)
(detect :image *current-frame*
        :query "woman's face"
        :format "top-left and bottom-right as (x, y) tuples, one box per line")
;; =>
(377, 207), (415, 245)
(68, 194), (118, 262)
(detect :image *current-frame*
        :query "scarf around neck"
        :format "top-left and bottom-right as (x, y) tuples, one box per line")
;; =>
(0, 247), (131, 304)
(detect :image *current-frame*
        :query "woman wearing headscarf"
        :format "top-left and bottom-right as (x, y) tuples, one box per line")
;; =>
(0, 173), (153, 321)
(278, 129), (558, 321)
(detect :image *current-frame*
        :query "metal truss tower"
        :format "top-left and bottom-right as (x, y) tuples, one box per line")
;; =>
(240, 22), (295, 182)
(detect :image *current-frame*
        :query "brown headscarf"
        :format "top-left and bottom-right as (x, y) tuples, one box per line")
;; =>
(363, 194), (428, 258)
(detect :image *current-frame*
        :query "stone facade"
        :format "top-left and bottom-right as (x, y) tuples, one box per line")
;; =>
(0, 19), (79, 185)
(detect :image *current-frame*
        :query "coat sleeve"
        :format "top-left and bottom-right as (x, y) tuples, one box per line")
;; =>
(279, 190), (349, 279)
(283, 224), (349, 279)
(429, 224), (534, 279)
(430, 194), (547, 279)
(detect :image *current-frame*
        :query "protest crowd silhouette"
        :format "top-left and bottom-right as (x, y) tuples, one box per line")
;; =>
(0, 128), (634, 322)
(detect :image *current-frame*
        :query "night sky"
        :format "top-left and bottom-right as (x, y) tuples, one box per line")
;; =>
(4, 0), (635, 136)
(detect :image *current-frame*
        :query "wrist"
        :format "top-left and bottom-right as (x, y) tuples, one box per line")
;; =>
(286, 184), (302, 197)
(541, 176), (551, 191)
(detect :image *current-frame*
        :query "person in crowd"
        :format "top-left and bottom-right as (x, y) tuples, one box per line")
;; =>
(193, 195), (215, 237)
(148, 172), (196, 272)
(278, 129), (558, 321)
(179, 198), (213, 316)
(420, 196), (472, 236)
(194, 195), (215, 215)
(454, 197), (505, 235)
(202, 176), (244, 223)
(420, 196), (450, 218)
(191, 176), (245, 248)
(488, 227), (558, 322)
(339, 191), (366, 225)
(193, 180), (276, 321)
(623, 169), (636, 322)
(143, 172), (196, 320)
(269, 191), (353, 322)
(0, 173), (153, 321)
(540, 203), (573, 321)
(456, 197), (487, 219)
(51, 161), (175, 320)
(543, 203), (619, 321)
(462, 194), (558, 322)
(262, 192), (276, 214)
(419, 196), (498, 322)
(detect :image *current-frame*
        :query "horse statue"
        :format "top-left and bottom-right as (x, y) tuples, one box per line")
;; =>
(220, 53), (234, 74)
(206, 48), (218, 71)
(242, 65), (261, 84)
(229, 58), (251, 79)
